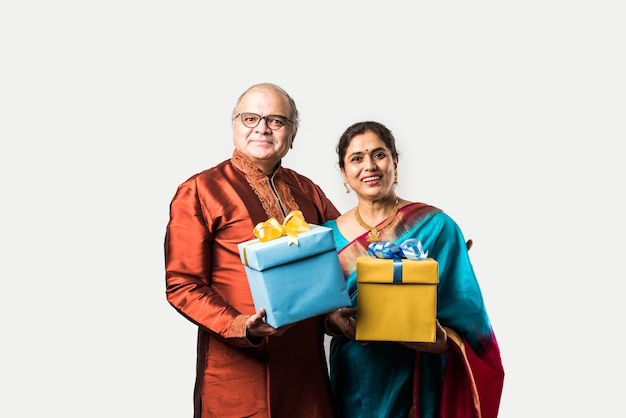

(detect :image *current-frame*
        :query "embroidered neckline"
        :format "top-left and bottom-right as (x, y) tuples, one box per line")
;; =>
(230, 150), (298, 221)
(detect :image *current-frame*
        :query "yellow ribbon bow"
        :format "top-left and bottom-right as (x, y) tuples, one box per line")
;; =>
(253, 210), (311, 245)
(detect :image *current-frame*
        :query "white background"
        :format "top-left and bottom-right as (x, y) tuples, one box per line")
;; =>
(1, 1), (624, 417)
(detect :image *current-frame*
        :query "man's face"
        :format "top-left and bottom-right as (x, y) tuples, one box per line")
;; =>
(232, 86), (296, 174)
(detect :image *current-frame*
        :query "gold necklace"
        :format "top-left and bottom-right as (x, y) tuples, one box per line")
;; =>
(354, 199), (399, 243)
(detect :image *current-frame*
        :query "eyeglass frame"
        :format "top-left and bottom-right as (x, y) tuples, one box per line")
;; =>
(234, 112), (295, 130)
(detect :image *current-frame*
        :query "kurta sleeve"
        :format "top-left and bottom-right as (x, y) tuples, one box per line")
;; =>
(316, 184), (341, 222)
(164, 178), (258, 347)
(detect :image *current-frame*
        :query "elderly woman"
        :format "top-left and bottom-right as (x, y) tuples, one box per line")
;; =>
(324, 121), (504, 418)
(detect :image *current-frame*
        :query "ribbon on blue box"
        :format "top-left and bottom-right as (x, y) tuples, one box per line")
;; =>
(253, 209), (310, 245)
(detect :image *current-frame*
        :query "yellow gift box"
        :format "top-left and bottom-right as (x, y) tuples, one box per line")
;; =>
(355, 256), (439, 342)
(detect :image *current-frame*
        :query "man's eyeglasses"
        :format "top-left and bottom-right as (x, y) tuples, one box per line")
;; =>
(235, 112), (294, 130)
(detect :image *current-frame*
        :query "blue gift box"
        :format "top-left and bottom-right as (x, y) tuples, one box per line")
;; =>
(238, 225), (350, 328)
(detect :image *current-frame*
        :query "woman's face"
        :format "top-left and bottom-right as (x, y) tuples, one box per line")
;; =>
(342, 130), (397, 202)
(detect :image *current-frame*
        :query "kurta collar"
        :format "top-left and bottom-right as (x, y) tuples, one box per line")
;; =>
(231, 150), (280, 179)
(230, 150), (297, 221)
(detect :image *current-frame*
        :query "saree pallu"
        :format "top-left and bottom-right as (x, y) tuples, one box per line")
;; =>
(324, 203), (504, 418)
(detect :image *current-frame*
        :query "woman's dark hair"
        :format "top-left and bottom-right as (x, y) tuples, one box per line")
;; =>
(336, 121), (399, 169)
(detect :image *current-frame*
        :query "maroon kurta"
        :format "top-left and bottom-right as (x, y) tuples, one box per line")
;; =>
(165, 151), (340, 417)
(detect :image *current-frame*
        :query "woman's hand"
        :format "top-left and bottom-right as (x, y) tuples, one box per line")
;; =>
(401, 320), (448, 354)
(326, 307), (357, 339)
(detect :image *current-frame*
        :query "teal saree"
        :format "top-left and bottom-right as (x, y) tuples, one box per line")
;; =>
(324, 202), (504, 418)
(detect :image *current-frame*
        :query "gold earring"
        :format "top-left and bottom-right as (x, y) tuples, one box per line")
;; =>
(394, 170), (399, 185)
(343, 181), (351, 194)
